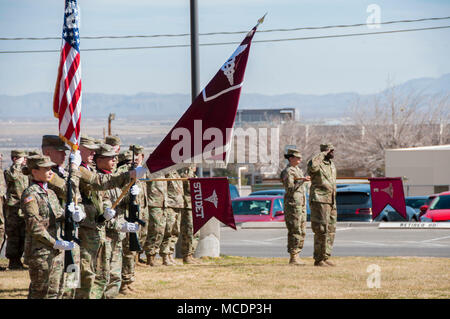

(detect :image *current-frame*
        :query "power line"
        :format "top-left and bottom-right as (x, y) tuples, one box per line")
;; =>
(1, 25), (449, 54)
(0, 16), (449, 41)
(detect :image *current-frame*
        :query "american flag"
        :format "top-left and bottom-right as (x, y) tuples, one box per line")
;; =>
(53, 0), (82, 151)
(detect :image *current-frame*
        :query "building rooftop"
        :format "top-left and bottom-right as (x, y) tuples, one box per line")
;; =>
(387, 144), (450, 151)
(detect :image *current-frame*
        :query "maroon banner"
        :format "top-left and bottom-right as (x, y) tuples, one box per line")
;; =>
(146, 19), (262, 173)
(369, 177), (407, 220)
(189, 177), (236, 233)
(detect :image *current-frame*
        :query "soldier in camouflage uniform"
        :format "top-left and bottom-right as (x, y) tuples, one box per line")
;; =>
(280, 148), (310, 266)
(143, 171), (168, 266)
(119, 144), (148, 295)
(162, 169), (184, 266)
(96, 144), (138, 299)
(48, 138), (137, 299)
(41, 135), (80, 298)
(307, 143), (337, 267)
(177, 165), (201, 264)
(21, 155), (78, 299)
(0, 154), (6, 264)
(4, 150), (29, 270)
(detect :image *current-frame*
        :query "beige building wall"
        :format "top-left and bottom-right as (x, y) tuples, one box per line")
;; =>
(385, 145), (450, 196)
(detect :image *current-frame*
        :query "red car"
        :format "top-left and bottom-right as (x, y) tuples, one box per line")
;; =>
(231, 196), (285, 223)
(420, 191), (450, 222)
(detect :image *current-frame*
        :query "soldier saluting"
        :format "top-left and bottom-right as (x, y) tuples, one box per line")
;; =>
(307, 143), (337, 267)
(280, 148), (310, 266)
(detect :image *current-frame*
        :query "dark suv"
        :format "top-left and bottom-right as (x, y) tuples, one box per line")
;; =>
(336, 184), (372, 221)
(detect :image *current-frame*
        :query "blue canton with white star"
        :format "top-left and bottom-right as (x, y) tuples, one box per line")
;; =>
(62, 0), (80, 51)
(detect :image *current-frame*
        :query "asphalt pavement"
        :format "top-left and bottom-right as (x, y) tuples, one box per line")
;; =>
(220, 223), (450, 258)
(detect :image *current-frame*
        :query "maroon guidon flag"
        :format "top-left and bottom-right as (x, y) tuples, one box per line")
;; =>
(369, 177), (407, 220)
(53, 0), (82, 151)
(146, 15), (266, 173)
(189, 177), (236, 234)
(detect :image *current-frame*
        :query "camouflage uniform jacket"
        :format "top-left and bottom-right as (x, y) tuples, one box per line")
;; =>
(146, 172), (167, 208)
(98, 169), (128, 241)
(177, 167), (197, 209)
(165, 170), (184, 209)
(0, 170), (6, 200)
(280, 164), (307, 206)
(306, 152), (337, 205)
(48, 166), (132, 230)
(116, 163), (148, 215)
(5, 163), (29, 208)
(20, 182), (64, 255)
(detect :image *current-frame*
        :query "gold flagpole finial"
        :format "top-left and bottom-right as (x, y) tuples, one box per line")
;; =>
(258, 13), (267, 26)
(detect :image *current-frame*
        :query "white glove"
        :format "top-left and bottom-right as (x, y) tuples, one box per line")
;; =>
(121, 222), (139, 233)
(67, 202), (85, 222)
(53, 240), (75, 251)
(103, 207), (116, 221)
(134, 166), (148, 179)
(130, 185), (140, 195)
(70, 150), (82, 168)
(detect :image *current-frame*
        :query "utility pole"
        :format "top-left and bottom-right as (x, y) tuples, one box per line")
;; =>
(108, 113), (115, 136)
(188, 0), (220, 259)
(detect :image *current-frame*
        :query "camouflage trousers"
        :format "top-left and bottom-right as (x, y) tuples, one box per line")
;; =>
(121, 233), (136, 285)
(122, 207), (148, 284)
(283, 204), (307, 255)
(75, 227), (109, 299)
(165, 208), (182, 256)
(28, 249), (64, 299)
(143, 207), (174, 256)
(59, 243), (80, 299)
(180, 208), (199, 257)
(0, 199), (4, 251)
(310, 202), (337, 262)
(5, 206), (25, 260)
(103, 232), (123, 299)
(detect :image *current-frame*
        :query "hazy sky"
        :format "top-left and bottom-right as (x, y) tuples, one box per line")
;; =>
(0, 0), (449, 96)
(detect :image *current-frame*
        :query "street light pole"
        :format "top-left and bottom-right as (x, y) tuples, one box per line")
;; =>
(189, 0), (220, 259)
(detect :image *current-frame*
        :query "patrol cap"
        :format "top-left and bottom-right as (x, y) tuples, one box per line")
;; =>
(118, 150), (132, 162)
(129, 144), (144, 155)
(41, 135), (70, 151)
(105, 135), (121, 146)
(284, 148), (302, 158)
(27, 150), (41, 156)
(11, 150), (27, 158)
(80, 135), (100, 150)
(320, 143), (335, 152)
(26, 155), (56, 170)
(96, 144), (117, 157)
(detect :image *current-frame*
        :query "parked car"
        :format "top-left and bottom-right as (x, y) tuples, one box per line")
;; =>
(249, 189), (311, 220)
(420, 191), (450, 222)
(231, 196), (285, 223)
(405, 196), (428, 221)
(336, 184), (373, 221)
(374, 205), (419, 222)
(229, 184), (240, 199)
(418, 194), (439, 219)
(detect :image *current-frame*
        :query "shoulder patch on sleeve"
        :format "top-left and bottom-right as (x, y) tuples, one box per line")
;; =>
(23, 196), (35, 204)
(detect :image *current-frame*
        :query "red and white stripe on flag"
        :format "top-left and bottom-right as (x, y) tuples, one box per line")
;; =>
(53, 0), (82, 151)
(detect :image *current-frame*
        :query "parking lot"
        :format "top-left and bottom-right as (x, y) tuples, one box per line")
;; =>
(220, 224), (450, 258)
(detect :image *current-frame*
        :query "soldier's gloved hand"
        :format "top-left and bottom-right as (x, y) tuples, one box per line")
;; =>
(53, 240), (75, 251)
(134, 166), (148, 179)
(120, 222), (139, 233)
(130, 185), (140, 195)
(103, 208), (116, 221)
(69, 150), (82, 169)
(72, 205), (86, 223)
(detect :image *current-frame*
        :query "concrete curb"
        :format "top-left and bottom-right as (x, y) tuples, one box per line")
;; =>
(237, 221), (380, 229)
